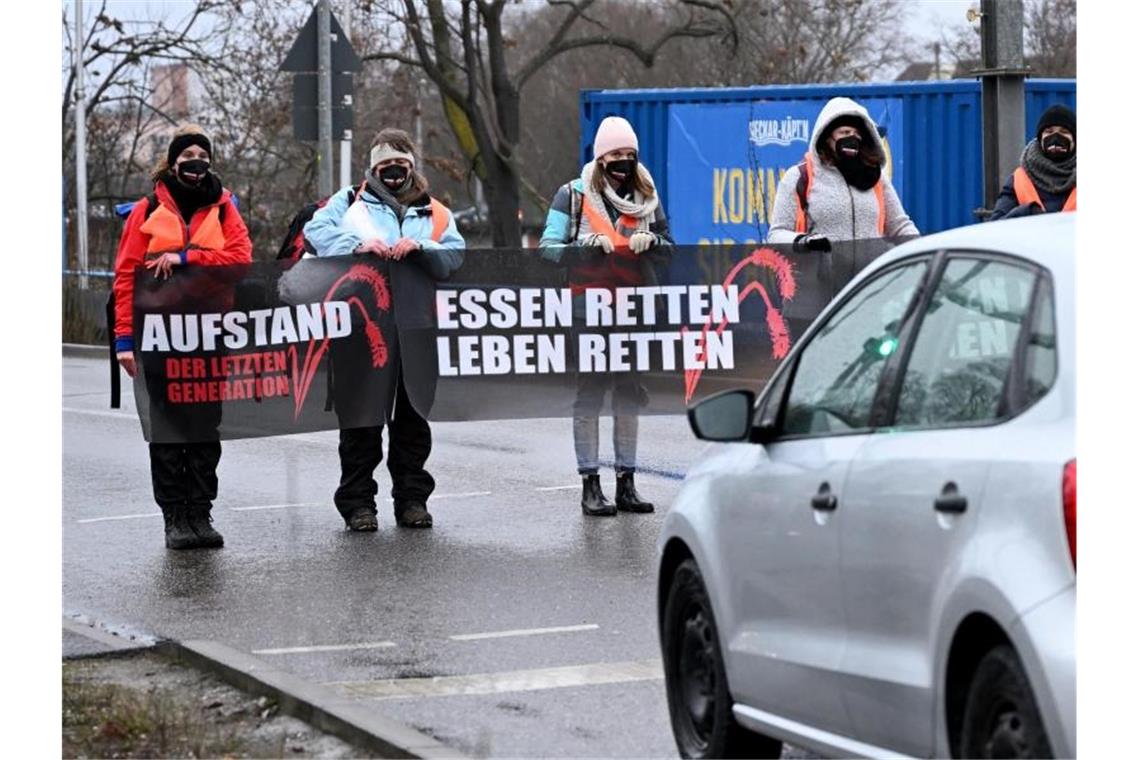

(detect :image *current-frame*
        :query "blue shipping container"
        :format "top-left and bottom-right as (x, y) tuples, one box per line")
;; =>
(580, 80), (1075, 243)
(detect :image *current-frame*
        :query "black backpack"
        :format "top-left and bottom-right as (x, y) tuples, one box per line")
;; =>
(276, 188), (357, 260)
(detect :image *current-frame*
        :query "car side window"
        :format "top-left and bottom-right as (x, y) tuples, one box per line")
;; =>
(1022, 285), (1057, 408)
(753, 364), (790, 431)
(781, 260), (928, 437)
(894, 257), (1037, 428)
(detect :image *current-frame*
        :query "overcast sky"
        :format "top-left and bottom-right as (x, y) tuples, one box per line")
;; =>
(71, 0), (985, 70)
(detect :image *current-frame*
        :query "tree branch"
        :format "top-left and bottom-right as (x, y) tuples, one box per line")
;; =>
(360, 50), (426, 67)
(514, 0), (734, 89)
(516, 25), (724, 89)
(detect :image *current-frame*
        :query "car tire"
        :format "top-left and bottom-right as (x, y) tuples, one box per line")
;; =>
(663, 559), (782, 759)
(959, 644), (1053, 759)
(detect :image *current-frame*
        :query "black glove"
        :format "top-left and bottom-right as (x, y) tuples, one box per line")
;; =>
(794, 233), (832, 253)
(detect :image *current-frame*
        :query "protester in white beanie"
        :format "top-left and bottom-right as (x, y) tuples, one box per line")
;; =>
(303, 127), (465, 533)
(537, 115), (673, 517)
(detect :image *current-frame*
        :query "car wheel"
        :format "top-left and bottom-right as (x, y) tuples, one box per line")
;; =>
(959, 645), (1053, 759)
(663, 559), (782, 759)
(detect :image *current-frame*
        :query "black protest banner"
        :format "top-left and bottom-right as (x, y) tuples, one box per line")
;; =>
(130, 255), (416, 443)
(399, 241), (898, 421)
(129, 241), (898, 442)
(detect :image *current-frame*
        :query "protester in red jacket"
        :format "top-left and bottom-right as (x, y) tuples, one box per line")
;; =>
(112, 124), (252, 550)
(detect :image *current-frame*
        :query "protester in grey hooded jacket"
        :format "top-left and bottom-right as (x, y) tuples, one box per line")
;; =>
(767, 97), (918, 251)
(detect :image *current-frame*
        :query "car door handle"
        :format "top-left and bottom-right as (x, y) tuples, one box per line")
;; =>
(934, 482), (968, 514)
(811, 482), (838, 511)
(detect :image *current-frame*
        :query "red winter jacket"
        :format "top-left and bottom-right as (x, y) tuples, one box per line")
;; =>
(112, 180), (253, 349)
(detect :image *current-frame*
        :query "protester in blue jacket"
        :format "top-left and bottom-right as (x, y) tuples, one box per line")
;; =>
(304, 128), (464, 531)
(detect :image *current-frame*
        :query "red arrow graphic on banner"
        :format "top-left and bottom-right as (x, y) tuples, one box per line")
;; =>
(290, 263), (392, 419)
(682, 247), (797, 404)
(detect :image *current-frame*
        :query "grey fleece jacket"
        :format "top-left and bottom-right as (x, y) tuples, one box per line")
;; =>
(766, 97), (919, 244)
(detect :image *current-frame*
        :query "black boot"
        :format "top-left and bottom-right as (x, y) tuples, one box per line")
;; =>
(163, 506), (200, 550)
(394, 501), (433, 529)
(581, 474), (617, 517)
(186, 504), (224, 548)
(616, 471), (654, 513)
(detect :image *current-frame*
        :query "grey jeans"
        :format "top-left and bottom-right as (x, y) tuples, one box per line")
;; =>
(573, 372), (642, 474)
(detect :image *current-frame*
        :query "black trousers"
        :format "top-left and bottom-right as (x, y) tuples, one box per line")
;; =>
(141, 351), (224, 513)
(334, 381), (435, 518)
(149, 441), (222, 511)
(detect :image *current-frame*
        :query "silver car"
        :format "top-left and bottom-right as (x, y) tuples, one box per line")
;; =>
(657, 213), (1075, 759)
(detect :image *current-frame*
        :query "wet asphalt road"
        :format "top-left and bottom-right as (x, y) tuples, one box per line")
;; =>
(65, 353), (704, 757)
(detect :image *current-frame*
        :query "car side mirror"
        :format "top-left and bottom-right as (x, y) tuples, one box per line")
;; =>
(688, 389), (756, 442)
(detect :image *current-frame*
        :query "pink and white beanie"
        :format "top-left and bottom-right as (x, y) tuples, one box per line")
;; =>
(593, 116), (639, 160)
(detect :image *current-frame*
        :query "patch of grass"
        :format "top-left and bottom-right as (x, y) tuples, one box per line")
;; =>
(63, 662), (247, 759)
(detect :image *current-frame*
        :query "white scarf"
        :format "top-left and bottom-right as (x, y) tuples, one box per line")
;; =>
(577, 161), (659, 241)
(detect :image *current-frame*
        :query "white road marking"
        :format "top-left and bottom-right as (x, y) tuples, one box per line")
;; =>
(227, 502), (324, 512)
(330, 659), (662, 699)
(63, 406), (136, 420)
(76, 512), (162, 524)
(78, 492), (496, 523)
(449, 624), (599, 641)
(253, 641), (396, 655)
(535, 485), (580, 492)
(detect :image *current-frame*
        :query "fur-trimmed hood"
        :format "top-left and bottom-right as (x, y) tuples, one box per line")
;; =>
(809, 96), (886, 164)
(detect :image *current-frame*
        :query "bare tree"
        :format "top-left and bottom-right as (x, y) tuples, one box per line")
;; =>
(939, 0), (1076, 78)
(509, 0), (912, 224)
(707, 0), (916, 85)
(61, 1), (227, 159)
(1025, 0), (1076, 76)
(360, 0), (737, 246)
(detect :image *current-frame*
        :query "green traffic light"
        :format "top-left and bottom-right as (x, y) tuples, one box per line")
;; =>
(878, 337), (898, 357)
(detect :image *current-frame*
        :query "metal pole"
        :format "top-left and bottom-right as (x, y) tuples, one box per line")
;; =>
(339, 0), (352, 187)
(74, 0), (89, 290)
(317, 0), (333, 197)
(979, 0), (1027, 212)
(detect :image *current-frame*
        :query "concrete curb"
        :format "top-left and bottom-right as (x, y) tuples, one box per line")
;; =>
(63, 615), (158, 654)
(63, 342), (108, 359)
(164, 639), (467, 759)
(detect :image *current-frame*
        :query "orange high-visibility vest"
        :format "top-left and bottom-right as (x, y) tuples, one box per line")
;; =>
(138, 202), (226, 255)
(793, 152), (886, 236)
(1012, 167), (1076, 213)
(580, 198), (640, 246)
(428, 198), (449, 242)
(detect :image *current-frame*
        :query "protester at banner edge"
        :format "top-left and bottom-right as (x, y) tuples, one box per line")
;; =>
(303, 127), (465, 532)
(538, 115), (673, 517)
(113, 130), (252, 357)
(111, 124), (253, 551)
(988, 104), (1076, 221)
(766, 96), (918, 251)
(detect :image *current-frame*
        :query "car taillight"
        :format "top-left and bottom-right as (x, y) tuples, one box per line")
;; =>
(1062, 459), (1076, 569)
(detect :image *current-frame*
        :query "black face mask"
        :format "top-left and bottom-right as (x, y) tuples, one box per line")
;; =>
(378, 165), (411, 190)
(835, 135), (862, 158)
(1042, 133), (1074, 162)
(603, 158), (637, 184)
(175, 159), (210, 185)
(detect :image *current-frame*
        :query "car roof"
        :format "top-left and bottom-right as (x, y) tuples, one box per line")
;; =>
(874, 212), (1075, 280)
(875, 210), (1071, 273)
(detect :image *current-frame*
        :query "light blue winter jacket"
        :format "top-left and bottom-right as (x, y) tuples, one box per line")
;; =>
(303, 185), (465, 281)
